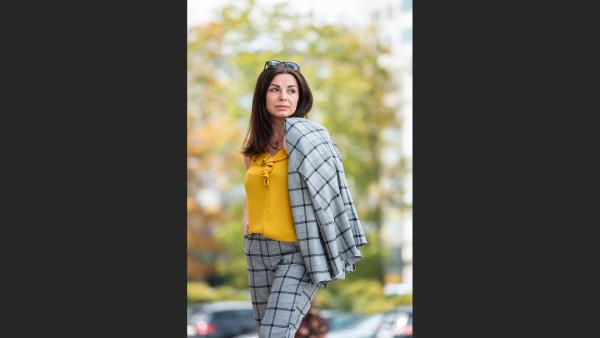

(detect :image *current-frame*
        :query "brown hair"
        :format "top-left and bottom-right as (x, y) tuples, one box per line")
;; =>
(241, 64), (313, 156)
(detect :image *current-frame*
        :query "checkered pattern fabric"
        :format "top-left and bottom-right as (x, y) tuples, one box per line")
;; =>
(244, 233), (319, 338)
(284, 117), (368, 287)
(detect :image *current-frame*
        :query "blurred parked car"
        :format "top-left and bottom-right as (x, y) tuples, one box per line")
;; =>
(320, 310), (368, 333)
(187, 301), (257, 338)
(325, 313), (385, 338)
(231, 334), (257, 338)
(374, 306), (413, 338)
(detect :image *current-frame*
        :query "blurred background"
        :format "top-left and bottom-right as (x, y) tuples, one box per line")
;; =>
(187, 0), (412, 336)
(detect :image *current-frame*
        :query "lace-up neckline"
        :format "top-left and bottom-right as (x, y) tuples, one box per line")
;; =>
(257, 148), (287, 187)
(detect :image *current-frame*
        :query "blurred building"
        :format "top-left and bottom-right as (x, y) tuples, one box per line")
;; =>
(371, 0), (413, 291)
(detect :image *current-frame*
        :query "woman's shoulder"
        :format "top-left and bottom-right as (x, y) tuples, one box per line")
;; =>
(285, 117), (328, 132)
(285, 118), (340, 164)
(285, 117), (332, 145)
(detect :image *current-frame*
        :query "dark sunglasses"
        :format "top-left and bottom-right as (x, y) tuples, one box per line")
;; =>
(263, 60), (300, 71)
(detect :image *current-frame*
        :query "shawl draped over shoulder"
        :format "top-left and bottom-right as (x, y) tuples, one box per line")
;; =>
(284, 117), (368, 287)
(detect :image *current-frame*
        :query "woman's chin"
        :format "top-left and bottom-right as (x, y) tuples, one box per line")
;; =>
(269, 111), (293, 118)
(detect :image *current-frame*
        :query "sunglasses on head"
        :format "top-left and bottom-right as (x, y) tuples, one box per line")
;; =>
(263, 60), (300, 71)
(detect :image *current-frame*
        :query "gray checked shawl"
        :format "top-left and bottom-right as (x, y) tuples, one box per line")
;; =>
(284, 117), (367, 287)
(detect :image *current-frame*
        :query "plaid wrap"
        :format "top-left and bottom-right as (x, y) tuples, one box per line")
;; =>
(284, 117), (368, 287)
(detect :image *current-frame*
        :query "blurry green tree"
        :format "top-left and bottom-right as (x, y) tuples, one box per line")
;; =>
(187, 0), (399, 288)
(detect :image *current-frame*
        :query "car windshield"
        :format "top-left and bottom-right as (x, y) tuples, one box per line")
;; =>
(327, 313), (369, 331)
(187, 304), (205, 317)
(188, 314), (209, 325)
(213, 309), (253, 320)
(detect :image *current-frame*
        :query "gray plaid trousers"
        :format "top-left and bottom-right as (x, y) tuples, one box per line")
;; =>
(244, 233), (319, 338)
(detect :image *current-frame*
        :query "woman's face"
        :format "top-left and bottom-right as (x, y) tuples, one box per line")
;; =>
(266, 73), (299, 119)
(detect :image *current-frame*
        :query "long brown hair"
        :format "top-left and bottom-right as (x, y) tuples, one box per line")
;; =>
(241, 64), (313, 157)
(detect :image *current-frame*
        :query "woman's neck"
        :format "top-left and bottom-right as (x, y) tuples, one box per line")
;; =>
(271, 118), (285, 138)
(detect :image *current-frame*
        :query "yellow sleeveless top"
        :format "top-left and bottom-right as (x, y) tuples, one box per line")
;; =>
(244, 148), (297, 242)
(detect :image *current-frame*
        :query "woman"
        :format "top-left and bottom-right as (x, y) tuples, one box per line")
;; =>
(241, 60), (367, 338)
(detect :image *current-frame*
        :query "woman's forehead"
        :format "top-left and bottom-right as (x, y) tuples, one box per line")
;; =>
(269, 73), (298, 86)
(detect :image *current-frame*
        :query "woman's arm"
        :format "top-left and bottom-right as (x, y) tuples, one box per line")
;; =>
(242, 155), (250, 234)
